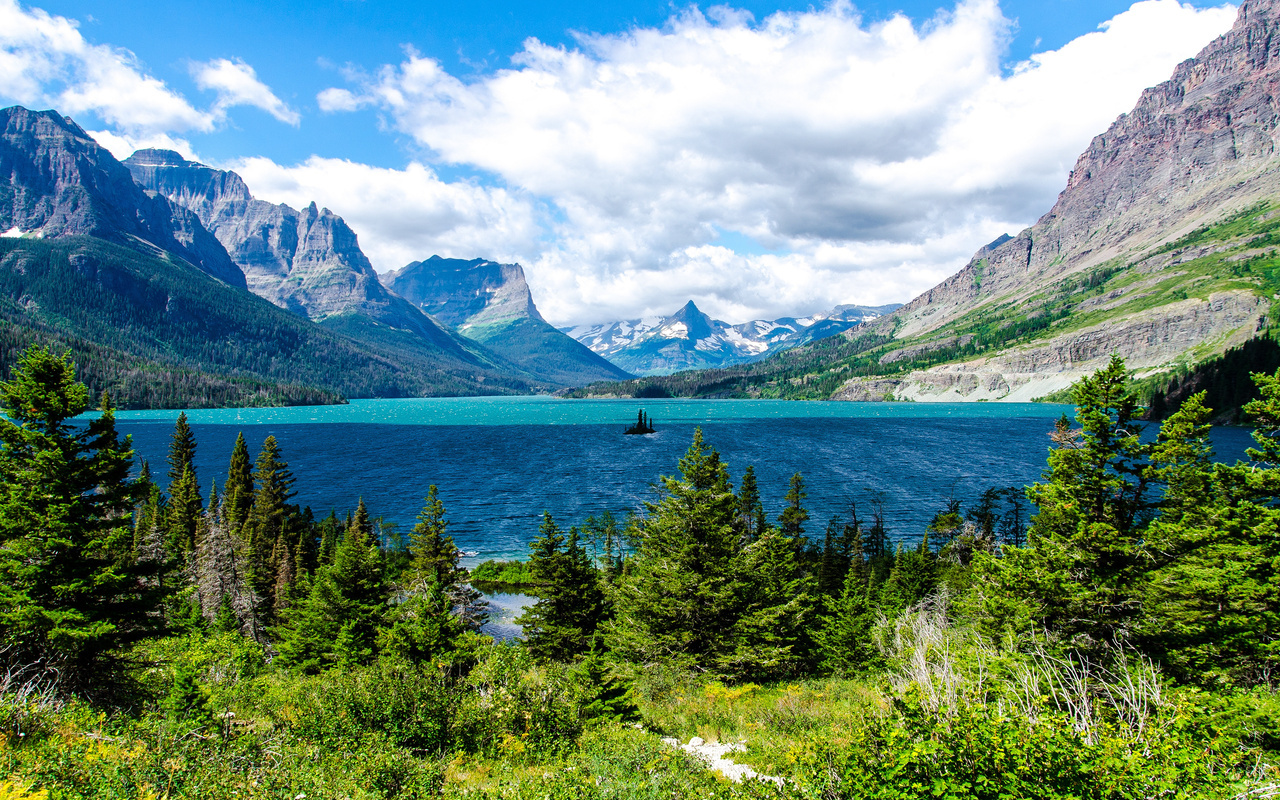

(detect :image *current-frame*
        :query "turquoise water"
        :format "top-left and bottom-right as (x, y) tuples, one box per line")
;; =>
(112, 397), (1254, 562)
(113, 396), (1074, 427)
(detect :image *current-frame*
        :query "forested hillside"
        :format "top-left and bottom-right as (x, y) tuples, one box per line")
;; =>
(2, 345), (1278, 798)
(0, 236), (543, 407)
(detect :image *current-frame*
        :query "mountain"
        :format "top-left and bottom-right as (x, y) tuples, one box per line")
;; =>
(0, 107), (244, 288)
(0, 108), (552, 405)
(385, 255), (631, 386)
(122, 149), (510, 374)
(573, 0), (1280, 402)
(565, 301), (898, 376)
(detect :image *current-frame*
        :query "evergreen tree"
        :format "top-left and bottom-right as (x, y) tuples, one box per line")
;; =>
(573, 634), (639, 724)
(883, 537), (938, 612)
(166, 463), (202, 565)
(605, 429), (741, 676)
(275, 512), (387, 673)
(167, 412), (197, 490)
(993, 356), (1151, 650)
(1138, 389), (1280, 684)
(317, 511), (342, 566)
(778, 472), (809, 539)
(223, 432), (254, 535)
(243, 436), (297, 620)
(725, 526), (816, 679)
(378, 578), (467, 665)
(816, 542), (878, 675)
(518, 513), (607, 662)
(0, 346), (160, 693)
(736, 465), (766, 541)
(927, 498), (963, 554)
(408, 486), (462, 588)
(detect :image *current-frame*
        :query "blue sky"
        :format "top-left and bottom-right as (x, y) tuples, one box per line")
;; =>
(0, 0), (1241, 324)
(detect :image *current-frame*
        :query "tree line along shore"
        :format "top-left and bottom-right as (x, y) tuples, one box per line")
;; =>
(0, 345), (1279, 798)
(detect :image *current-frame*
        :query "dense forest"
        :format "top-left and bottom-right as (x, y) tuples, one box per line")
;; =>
(2, 345), (1280, 798)
(0, 237), (545, 408)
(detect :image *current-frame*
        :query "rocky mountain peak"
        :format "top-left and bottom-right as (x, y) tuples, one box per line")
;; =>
(0, 106), (244, 288)
(663, 300), (714, 340)
(385, 255), (545, 328)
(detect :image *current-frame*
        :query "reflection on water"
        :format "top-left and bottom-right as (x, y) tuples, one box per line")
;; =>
(481, 592), (534, 641)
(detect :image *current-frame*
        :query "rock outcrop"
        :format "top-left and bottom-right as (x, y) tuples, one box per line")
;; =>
(0, 107), (244, 288)
(387, 256), (631, 386)
(124, 149), (483, 359)
(834, 0), (1280, 401)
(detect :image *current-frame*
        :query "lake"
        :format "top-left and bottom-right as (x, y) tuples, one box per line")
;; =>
(112, 397), (1256, 562)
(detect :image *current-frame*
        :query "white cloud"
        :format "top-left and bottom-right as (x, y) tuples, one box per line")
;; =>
(0, 0), (299, 134)
(0, 0), (212, 132)
(192, 58), (300, 125)
(229, 156), (542, 274)
(320, 0), (1238, 325)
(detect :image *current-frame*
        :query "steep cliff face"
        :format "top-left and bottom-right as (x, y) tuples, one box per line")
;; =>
(387, 256), (544, 327)
(0, 107), (244, 288)
(387, 256), (631, 386)
(833, 0), (1280, 400)
(124, 149), (484, 359)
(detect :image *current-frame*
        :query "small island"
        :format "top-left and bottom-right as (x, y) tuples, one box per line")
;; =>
(624, 409), (656, 435)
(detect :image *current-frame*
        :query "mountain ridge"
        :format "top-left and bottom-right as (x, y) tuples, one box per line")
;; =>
(566, 300), (900, 376)
(386, 256), (631, 387)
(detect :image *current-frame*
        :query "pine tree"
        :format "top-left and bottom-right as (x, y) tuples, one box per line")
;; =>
(243, 436), (297, 620)
(725, 526), (816, 679)
(378, 578), (467, 665)
(1138, 389), (1280, 684)
(883, 536), (938, 612)
(971, 358), (1154, 652)
(816, 548), (878, 675)
(408, 486), (462, 588)
(605, 429), (741, 676)
(0, 346), (160, 694)
(518, 513), (607, 662)
(573, 634), (639, 724)
(276, 512), (387, 673)
(778, 472), (810, 539)
(223, 432), (254, 534)
(166, 463), (202, 565)
(736, 465), (766, 542)
(167, 412), (197, 490)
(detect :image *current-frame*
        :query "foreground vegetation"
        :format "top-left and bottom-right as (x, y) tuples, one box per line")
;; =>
(1, 345), (1279, 797)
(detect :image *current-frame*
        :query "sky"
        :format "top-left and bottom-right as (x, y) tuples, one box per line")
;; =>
(0, 0), (1240, 326)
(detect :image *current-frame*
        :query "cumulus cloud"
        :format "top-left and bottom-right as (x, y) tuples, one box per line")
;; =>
(192, 58), (300, 125)
(320, 0), (1238, 325)
(229, 156), (542, 274)
(0, 0), (299, 133)
(0, 0), (212, 132)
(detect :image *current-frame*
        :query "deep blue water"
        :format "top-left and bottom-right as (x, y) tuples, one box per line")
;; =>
(111, 397), (1256, 562)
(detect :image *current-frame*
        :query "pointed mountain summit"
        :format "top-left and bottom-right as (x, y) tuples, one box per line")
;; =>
(386, 256), (631, 387)
(567, 301), (896, 376)
(124, 149), (507, 372)
(0, 107), (243, 287)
